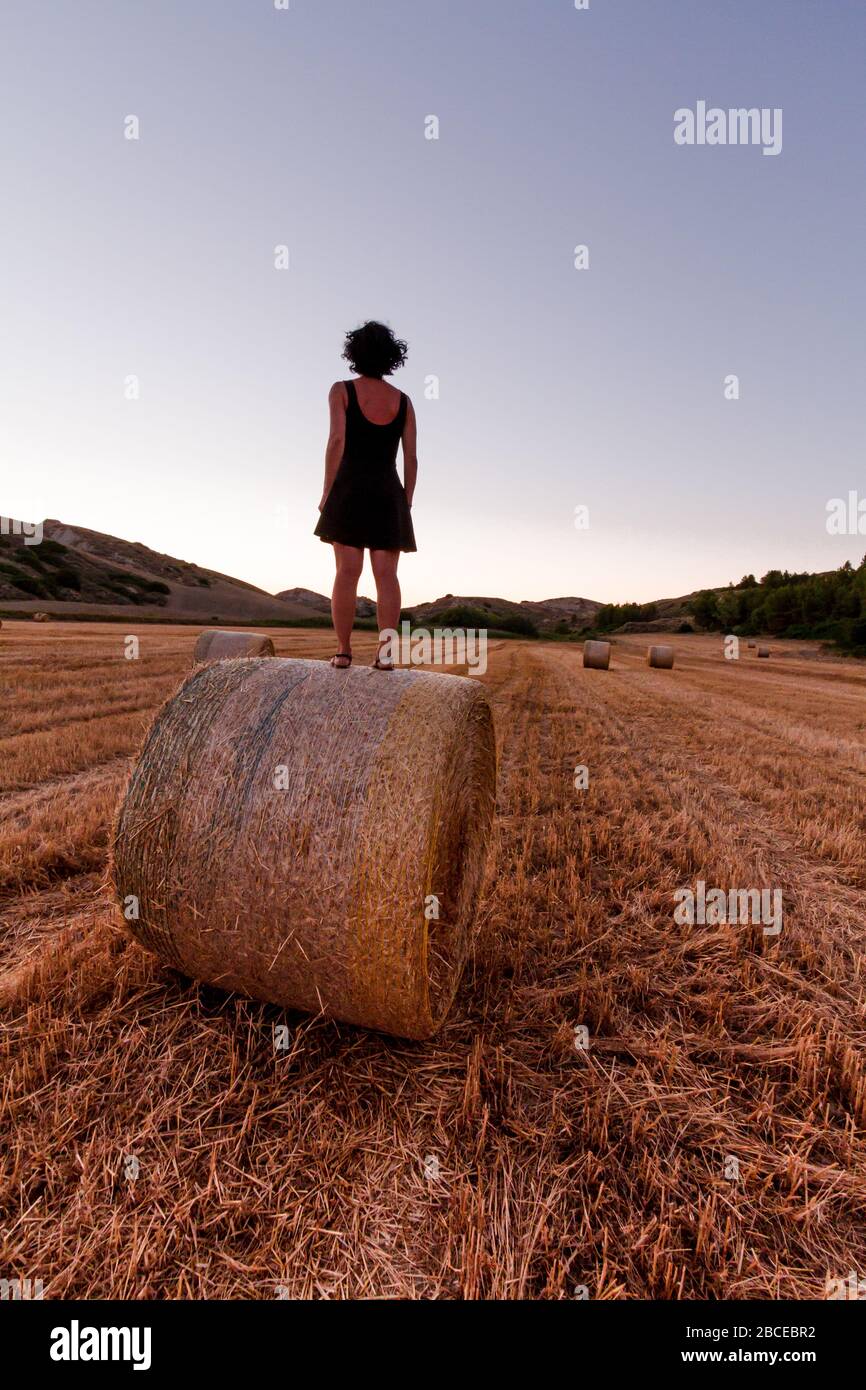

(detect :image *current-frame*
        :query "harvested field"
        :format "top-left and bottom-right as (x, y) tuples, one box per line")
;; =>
(2, 621), (866, 1299)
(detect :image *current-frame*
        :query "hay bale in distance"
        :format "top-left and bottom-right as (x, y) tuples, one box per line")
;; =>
(193, 629), (275, 665)
(746, 641), (756, 649)
(647, 644), (675, 669)
(756, 645), (770, 658)
(32, 612), (49, 622)
(112, 657), (497, 1040)
(583, 640), (611, 670)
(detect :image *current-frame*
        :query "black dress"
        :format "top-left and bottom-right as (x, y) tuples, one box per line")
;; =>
(314, 380), (417, 552)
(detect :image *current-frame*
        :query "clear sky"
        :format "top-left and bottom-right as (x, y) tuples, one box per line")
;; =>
(2, 0), (865, 605)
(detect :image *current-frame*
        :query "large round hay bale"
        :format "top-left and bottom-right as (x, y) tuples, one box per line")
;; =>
(112, 657), (496, 1040)
(193, 629), (275, 665)
(756, 645), (770, 658)
(33, 612), (49, 622)
(647, 644), (674, 669)
(583, 640), (611, 670)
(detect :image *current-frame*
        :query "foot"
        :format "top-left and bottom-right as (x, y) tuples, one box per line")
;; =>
(330, 652), (352, 669)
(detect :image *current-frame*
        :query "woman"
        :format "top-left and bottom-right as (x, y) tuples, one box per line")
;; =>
(315, 320), (417, 670)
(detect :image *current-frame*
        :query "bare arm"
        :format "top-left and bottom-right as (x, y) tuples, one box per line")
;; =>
(401, 397), (418, 507)
(319, 382), (346, 510)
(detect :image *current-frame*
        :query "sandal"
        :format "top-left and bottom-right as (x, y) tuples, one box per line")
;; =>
(330, 652), (352, 669)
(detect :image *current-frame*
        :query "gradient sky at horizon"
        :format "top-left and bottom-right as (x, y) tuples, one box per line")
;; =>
(2, 0), (865, 606)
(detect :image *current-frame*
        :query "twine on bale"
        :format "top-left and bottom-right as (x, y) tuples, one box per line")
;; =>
(583, 640), (611, 670)
(647, 644), (674, 669)
(111, 657), (496, 1040)
(193, 629), (275, 665)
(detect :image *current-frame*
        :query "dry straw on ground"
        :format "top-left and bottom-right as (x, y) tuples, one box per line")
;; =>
(647, 644), (675, 669)
(112, 656), (496, 1039)
(583, 639), (611, 670)
(193, 629), (275, 664)
(4, 626), (866, 1298)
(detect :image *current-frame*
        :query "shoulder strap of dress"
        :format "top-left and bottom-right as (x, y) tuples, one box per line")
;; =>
(398, 391), (408, 428)
(344, 379), (356, 408)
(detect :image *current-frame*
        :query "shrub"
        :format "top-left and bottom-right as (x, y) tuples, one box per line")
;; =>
(14, 575), (49, 597)
(13, 548), (44, 568)
(692, 590), (722, 630)
(434, 605), (538, 637)
(37, 539), (68, 559)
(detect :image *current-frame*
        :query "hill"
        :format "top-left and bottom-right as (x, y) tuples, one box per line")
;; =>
(0, 519), (604, 632)
(595, 564), (866, 649)
(0, 520), (311, 624)
(277, 586), (376, 620)
(407, 593), (603, 633)
(275, 591), (605, 635)
(8, 517), (860, 647)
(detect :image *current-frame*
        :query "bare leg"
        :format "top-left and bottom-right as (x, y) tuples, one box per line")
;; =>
(370, 549), (401, 666)
(331, 543), (364, 665)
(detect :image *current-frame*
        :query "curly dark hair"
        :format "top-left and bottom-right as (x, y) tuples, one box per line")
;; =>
(341, 321), (408, 378)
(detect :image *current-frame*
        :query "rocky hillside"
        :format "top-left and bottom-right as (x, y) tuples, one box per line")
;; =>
(0, 520), (310, 623)
(0, 518), (642, 633)
(399, 593), (603, 633)
(276, 590), (604, 632)
(277, 587), (376, 620)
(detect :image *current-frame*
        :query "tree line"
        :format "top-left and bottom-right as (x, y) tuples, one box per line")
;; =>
(594, 560), (866, 650)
